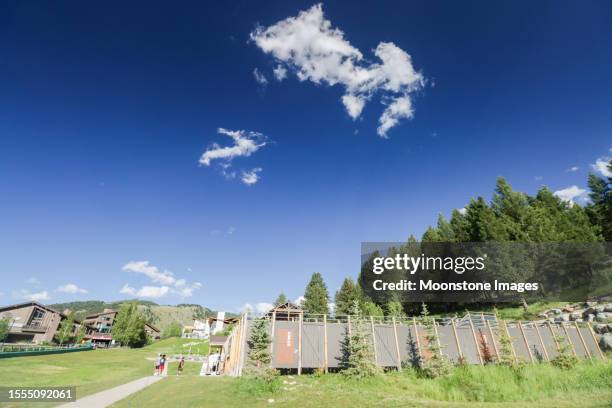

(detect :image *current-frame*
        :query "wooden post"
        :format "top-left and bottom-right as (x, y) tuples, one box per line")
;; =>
(504, 320), (518, 364)
(469, 313), (484, 365)
(574, 322), (592, 360)
(392, 317), (402, 371)
(485, 319), (500, 362)
(433, 318), (443, 356)
(547, 322), (560, 352)
(587, 322), (606, 360)
(451, 318), (462, 361)
(412, 316), (422, 361)
(270, 310), (276, 357)
(323, 314), (328, 373)
(518, 321), (534, 363)
(533, 323), (549, 362)
(370, 316), (378, 366)
(298, 312), (303, 375)
(562, 324), (577, 357)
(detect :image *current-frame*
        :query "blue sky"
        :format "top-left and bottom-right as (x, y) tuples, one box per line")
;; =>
(1, 1), (611, 312)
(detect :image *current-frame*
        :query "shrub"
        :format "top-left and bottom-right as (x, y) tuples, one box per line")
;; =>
(551, 353), (579, 370)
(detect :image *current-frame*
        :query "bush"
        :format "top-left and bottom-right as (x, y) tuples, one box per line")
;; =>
(420, 355), (454, 379)
(236, 367), (280, 395)
(551, 353), (579, 370)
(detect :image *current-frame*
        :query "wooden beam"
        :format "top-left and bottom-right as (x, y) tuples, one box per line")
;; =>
(574, 322), (592, 360)
(562, 324), (577, 357)
(270, 310), (276, 358)
(468, 313), (483, 365)
(451, 318), (462, 362)
(518, 321), (534, 363)
(433, 318), (443, 357)
(323, 314), (328, 373)
(587, 322), (606, 360)
(412, 316), (422, 362)
(547, 321), (560, 352)
(298, 312), (303, 375)
(534, 323), (549, 362)
(371, 316), (378, 366)
(485, 319), (500, 362)
(392, 316), (402, 371)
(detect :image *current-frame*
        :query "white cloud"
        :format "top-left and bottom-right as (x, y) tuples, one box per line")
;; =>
(121, 261), (202, 299)
(26, 277), (41, 285)
(457, 207), (467, 215)
(240, 167), (262, 185)
(241, 302), (273, 314)
(120, 284), (169, 298)
(56, 283), (88, 294)
(554, 185), (588, 205)
(591, 157), (611, 178)
(253, 68), (268, 86)
(567, 166), (580, 172)
(377, 96), (413, 138)
(273, 64), (287, 81)
(251, 4), (424, 137)
(15, 289), (50, 302)
(534, 176), (543, 181)
(199, 128), (267, 167)
(294, 295), (305, 306)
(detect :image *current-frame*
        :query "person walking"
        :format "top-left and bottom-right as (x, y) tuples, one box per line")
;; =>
(159, 354), (167, 376)
(154, 354), (161, 376)
(177, 357), (185, 376)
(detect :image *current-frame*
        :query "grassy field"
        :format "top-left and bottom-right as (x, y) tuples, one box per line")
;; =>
(112, 361), (612, 408)
(0, 337), (208, 408)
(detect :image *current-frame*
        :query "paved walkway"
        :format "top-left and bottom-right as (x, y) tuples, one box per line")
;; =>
(57, 376), (164, 408)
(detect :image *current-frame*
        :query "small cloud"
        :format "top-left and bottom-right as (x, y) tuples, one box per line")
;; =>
(457, 207), (467, 215)
(241, 302), (273, 314)
(199, 128), (267, 167)
(534, 176), (543, 181)
(566, 166), (580, 172)
(273, 65), (287, 81)
(120, 284), (169, 298)
(554, 185), (588, 205)
(241, 167), (262, 186)
(56, 283), (88, 294)
(26, 277), (41, 285)
(227, 226), (236, 235)
(14, 289), (50, 302)
(591, 157), (611, 178)
(294, 295), (305, 306)
(122, 260), (202, 298)
(253, 68), (268, 86)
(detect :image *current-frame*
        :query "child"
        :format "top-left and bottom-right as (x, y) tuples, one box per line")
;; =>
(159, 354), (166, 376)
(154, 354), (161, 376)
(177, 357), (185, 376)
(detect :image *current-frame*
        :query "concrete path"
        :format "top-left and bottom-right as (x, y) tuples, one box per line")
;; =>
(57, 376), (164, 408)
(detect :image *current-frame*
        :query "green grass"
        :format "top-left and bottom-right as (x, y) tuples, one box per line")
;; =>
(112, 361), (612, 408)
(0, 337), (208, 408)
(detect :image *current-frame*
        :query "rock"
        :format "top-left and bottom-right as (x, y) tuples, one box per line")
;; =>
(596, 312), (609, 322)
(583, 307), (596, 317)
(594, 324), (607, 334)
(604, 304), (612, 313)
(600, 333), (612, 351)
(555, 314), (570, 322)
(586, 301), (597, 307)
(538, 313), (548, 319)
(595, 306), (605, 313)
(574, 318), (583, 323)
(551, 308), (562, 315)
(587, 314), (595, 322)
(570, 312), (582, 321)
(608, 323), (612, 332)
(563, 306), (575, 313)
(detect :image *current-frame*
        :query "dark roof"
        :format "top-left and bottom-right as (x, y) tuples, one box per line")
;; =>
(144, 322), (160, 333)
(209, 335), (228, 346)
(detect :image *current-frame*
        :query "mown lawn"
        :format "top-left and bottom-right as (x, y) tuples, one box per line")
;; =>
(112, 361), (612, 408)
(0, 337), (208, 408)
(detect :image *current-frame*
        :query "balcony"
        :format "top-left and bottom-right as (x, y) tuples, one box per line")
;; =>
(21, 324), (48, 333)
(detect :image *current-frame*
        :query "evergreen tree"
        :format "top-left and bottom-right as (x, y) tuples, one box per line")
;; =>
(303, 272), (329, 314)
(385, 300), (405, 318)
(56, 313), (75, 345)
(335, 278), (361, 316)
(274, 293), (288, 306)
(494, 309), (517, 367)
(419, 303), (452, 378)
(246, 318), (272, 373)
(342, 301), (380, 379)
(0, 318), (10, 343)
(360, 300), (384, 317)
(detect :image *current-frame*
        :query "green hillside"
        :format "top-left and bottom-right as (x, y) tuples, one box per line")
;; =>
(47, 300), (223, 331)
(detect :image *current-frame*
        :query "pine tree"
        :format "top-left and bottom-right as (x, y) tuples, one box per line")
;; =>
(385, 300), (405, 318)
(419, 303), (452, 378)
(342, 301), (380, 379)
(303, 272), (329, 314)
(335, 278), (361, 316)
(56, 313), (75, 345)
(274, 293), (288, 306)
(246, 318), (273, 375)
(495, 309), (517, 367)
(360, 301), (383, 317)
